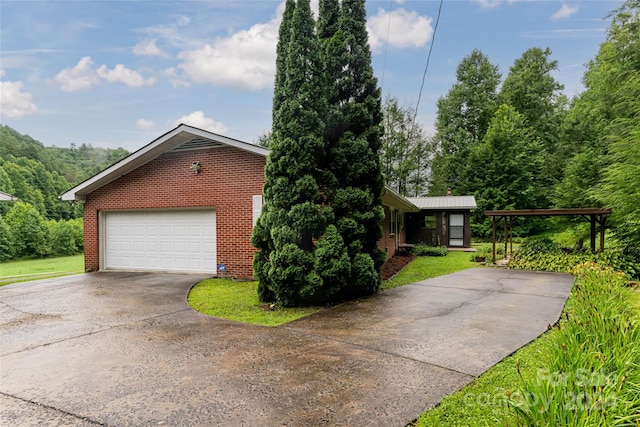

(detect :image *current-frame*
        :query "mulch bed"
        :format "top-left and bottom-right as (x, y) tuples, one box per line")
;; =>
(381, 254), (416, 280)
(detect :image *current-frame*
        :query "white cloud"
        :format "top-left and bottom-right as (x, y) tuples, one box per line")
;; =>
(133, 38), (169, 58)
(474, 0), (528, 8)
(552, 4), (578, 21)
(368, 8), (433, 50)
(474, 0), (502, 8)
(171, 111), (228, 134)
(163, 67), (191, 88)
(52, 56), (100, 92)
(176, 15), (190, 27)
(135, 118), (156, 131)
(0, 80), (38, 118)
(96, 64), (156, 87)
(177, 17), (279, 91)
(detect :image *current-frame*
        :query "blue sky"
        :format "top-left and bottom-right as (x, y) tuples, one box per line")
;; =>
(1, 0), (619, 152)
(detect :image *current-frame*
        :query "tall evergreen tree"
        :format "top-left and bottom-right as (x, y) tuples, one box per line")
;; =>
(254, 0), (385, 306)
(253, 0), (343, 306)
(429, 49), (501, 195)
(321, 0), (385, 298)
(272, 0), (295, 124)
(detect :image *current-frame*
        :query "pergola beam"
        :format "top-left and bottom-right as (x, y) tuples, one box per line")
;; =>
(485, 208), (612, 264)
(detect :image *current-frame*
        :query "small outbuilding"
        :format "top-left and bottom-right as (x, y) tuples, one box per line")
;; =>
(404, 195), (477, 248)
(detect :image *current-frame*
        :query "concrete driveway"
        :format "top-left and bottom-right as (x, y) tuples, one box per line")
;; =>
(0, 269), (574, 426)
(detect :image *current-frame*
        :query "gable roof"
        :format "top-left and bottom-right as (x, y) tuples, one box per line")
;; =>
(60, 124), (429, 213)
(407, 195), (477, 210)
(60, 124), (269, 201)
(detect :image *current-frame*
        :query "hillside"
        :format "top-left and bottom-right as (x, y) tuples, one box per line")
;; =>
(0, 125), (129, 219)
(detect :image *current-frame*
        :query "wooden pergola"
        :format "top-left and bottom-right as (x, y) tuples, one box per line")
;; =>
(484, 208), (612, 264)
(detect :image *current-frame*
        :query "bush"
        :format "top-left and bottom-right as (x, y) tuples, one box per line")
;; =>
(0, 216), (15, 261)
(4, 201), (50, 258)
(68, 218), (84, 251)
(413, 244), (448, 257)
(509, 236), (640, 279)
(471, 244), (504, 262)
(508, 263), (640, 425)
(48, 219), (79, 256)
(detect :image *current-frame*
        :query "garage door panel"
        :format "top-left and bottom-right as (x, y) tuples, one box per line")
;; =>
(104, 209), (216, 274)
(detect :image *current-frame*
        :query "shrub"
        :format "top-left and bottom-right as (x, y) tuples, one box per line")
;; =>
(4, 201), (50, 258)
(68, 218), (84, 251)
(471, 244), (504, 262)
(508, 263), (640, 425)
(413, 244), (448, 257)
(509, 236), (640, 279)
(0, 216), (15, 261)
(48, 219), (79, 256)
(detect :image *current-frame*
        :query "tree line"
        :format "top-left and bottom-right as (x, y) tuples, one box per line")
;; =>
(0, 124), (129, 261)
(414, 0), (639, 258)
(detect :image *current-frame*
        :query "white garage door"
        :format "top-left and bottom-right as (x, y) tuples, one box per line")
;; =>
(104, 209), (216, 274)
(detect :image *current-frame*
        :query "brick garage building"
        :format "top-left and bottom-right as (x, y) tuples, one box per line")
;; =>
(62, 125), (417, 279)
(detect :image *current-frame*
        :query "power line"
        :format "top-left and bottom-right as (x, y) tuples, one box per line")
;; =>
(379, 0), (394, 91)
(413, 0), (444, 124)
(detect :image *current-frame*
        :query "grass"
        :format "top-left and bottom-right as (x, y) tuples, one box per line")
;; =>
(412, 335), (550, 426)
(381, 251), (476, 290)
(188, 278), (322, 327)
(0, 254), (84, 286)
(189, 251), (477, 326)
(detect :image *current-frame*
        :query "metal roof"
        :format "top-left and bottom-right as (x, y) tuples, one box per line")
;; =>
(407, 196), (477, 210)
(60, 124), (269, 201)
(0, 191), (18, 201)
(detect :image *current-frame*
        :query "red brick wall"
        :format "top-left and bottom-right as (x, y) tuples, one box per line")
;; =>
(378, 206), (395, 260)
(83, 147), (266, 278)
(377, 206), (410, 260)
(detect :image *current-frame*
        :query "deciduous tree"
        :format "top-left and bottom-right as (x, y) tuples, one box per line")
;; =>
(429, 50), (501, 195)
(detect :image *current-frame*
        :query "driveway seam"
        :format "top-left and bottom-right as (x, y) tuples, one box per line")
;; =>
(1, 392), (107, 426)
(1, 307), (193, 357)
(282, 326), (477, 379)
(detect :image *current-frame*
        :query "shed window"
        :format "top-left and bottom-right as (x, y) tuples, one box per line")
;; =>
(424, 215), (436, 229)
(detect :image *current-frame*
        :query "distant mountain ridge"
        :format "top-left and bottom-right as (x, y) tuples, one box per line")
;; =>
(0, 124), (129, 219)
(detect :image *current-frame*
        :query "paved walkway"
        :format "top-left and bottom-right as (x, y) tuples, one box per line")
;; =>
(0, 269), (574, 426)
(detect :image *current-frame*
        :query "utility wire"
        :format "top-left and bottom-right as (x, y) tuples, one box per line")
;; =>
(379, 0), (394, 91)
(413, 0), (444, 124)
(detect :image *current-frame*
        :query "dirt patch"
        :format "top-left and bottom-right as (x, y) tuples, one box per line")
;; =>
(381, 254), (416, 280)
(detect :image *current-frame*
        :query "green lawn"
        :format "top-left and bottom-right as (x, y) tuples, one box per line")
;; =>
(188, 278), (322, 327)
(189, 251), (477, 327)
(381, 251), (476, 290)
(0, 254), (84, 286)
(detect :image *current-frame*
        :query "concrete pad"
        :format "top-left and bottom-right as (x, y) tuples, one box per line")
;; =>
(0, 269), (573, 426)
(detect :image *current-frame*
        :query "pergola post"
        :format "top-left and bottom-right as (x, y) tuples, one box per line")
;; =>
(590, 214), (596, 252)
(599, 215), (606, 252)
(492, 216), (497, 264)
(503, 217), (508, 256)
(509, 216), (514, 255)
